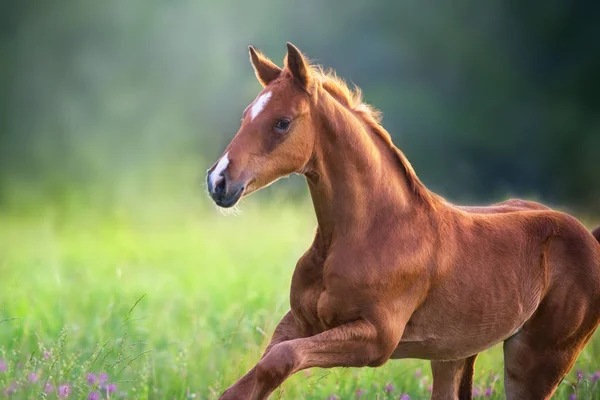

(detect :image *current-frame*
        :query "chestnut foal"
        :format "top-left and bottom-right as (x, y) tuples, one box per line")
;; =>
(207, 43), (600, 400)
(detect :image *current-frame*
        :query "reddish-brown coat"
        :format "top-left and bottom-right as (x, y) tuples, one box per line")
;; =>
(208, 43), (600, 400)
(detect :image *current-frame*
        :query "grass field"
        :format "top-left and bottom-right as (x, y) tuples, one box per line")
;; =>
(0, 195), (599, 399)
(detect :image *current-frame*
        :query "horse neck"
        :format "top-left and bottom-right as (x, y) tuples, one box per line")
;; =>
(304, 91), (437, 248)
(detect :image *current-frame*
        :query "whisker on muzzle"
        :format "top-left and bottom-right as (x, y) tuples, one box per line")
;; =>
(215, 202), (242, 216)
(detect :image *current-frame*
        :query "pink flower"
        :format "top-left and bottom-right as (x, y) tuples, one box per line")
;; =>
(99, 372), (109, 385)
(385, 383), (394, 393)
(58, 384), (70, 398)
(43, 351), (51, 360)
(86, 373), (97, 386)
(414, 368), (422, 378)
(485, 387), (493, 397)
(28, 372), (39, 383)
(44, 382), (54, 394)
(0, 359), (6, 373)
(355, 388), (366, 398)
(399, 394), (411, 400)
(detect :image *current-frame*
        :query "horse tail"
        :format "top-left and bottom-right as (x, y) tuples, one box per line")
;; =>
(593, 226), (600, 244)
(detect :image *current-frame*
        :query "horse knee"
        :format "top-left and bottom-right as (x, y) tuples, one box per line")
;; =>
(366, 347), (392, 367)
(255, 342), (299, 385)
(365, 336), (398, 367)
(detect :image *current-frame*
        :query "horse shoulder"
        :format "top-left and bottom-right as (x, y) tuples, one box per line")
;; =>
(315, 239), (430, 325)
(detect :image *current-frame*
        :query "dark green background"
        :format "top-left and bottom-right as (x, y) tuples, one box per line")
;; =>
(1, 0), (598, 212)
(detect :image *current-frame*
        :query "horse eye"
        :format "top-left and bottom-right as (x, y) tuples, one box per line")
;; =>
(274, 118), (291, 133)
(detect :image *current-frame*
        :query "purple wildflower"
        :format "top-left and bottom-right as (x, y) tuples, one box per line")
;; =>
(44, 382), (54, 394)
(591, 371), (600, 383)
(385, 383), (394, 393)
(399, 394), (411, 400)
(43, 351), (51, 360)
(473, 387), (481, 397)
(414, 368), (422, 378)
(485, 387), (493, 397)
(86, 373), (98, 386)
(427, 384), (433, 393)
(576, 369), (584, 382)
(99, 372), (109, 385)
(569, 394), (577, 400)
(58, 384), (70, 398)
(28, 372), (39, 383)
(327, 396), (340, 400)
(0, 359), (6, 373)
(355, 388), (366, 398)
(88, 392), (100, 400)
(107, 383), (117, 393)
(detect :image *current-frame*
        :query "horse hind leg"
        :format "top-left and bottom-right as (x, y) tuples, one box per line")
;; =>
(502, 224), (600, 399)
(503, 294), (600, 399)
(431, 354), (478, 400)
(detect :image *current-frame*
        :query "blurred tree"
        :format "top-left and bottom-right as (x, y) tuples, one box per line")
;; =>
(0, 0), (598, 211)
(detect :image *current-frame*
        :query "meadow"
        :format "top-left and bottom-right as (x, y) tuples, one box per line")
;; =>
(0, 192), (599, 400)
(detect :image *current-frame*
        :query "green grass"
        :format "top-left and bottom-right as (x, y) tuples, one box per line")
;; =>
(0, 197), (598, 399)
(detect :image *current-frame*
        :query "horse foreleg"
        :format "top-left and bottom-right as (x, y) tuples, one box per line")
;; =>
(260, 311), (305, 358)
(218, 311), (304, 399)
(219, 318), (403, 400)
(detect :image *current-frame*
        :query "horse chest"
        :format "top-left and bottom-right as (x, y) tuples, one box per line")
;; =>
(289, 269), (327, 335)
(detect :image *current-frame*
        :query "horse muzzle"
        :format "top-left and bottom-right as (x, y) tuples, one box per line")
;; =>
(207, 171), (245, 208)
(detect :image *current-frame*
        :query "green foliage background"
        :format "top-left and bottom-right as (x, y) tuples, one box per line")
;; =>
(1, 203), (598, 399)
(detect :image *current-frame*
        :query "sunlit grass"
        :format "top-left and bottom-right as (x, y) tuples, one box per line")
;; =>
(0, 196), (598, 399)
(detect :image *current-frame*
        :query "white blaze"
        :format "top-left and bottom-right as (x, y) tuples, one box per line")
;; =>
(210, 152), (229, 187)
(251, 91), (272, 120)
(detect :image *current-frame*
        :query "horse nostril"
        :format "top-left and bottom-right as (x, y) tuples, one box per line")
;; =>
(214, 176), (226, 197)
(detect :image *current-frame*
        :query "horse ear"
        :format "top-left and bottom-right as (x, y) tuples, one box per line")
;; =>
(249, 46), (282, 87)
(285, 42), (312, 90)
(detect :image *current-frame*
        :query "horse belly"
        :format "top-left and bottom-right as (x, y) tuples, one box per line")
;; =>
(392, 279), (541, 360)
(393, 324), (515, 361)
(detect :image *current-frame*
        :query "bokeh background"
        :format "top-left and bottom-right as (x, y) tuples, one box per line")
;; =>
(1, 1), (599, 399)
(1, 0), (599, 212)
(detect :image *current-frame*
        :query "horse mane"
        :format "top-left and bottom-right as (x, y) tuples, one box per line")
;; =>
(310, 66), (438, 207)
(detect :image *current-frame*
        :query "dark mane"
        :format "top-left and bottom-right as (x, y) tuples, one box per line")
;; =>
(311, 66), (438, 207)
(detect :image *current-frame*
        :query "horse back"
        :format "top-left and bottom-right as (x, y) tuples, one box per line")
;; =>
(475, 209), (600, 306)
